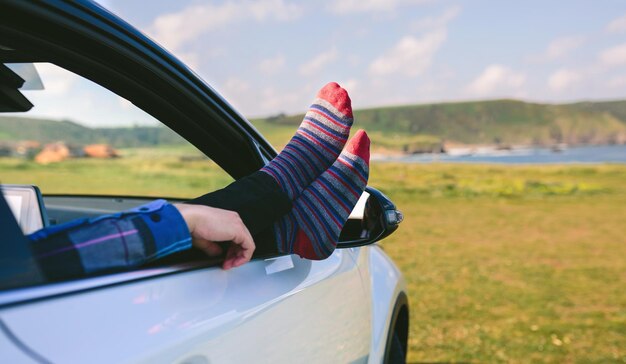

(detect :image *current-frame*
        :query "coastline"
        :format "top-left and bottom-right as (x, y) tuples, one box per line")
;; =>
(373, 142), (626, 158)
(371, 143), (626, 164)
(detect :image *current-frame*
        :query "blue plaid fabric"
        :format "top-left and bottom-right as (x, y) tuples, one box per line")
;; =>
(27, 200), (191, 280)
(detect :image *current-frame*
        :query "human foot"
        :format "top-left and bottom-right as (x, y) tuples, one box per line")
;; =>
(274, 130), (370, 259)
(261, 82), (353, 200)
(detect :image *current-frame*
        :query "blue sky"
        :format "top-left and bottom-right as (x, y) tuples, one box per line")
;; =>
(16, 0), (626, 126)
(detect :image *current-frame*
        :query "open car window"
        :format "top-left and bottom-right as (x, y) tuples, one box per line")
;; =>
(0, 61), (236, 290)
(1, 62), (233, 199)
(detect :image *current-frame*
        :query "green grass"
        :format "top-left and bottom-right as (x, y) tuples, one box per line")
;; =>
(249, 119), (300, 149)
(371, 163), (626, 363)
(0, 147), (233, 197)
(1, 154), (625, 363)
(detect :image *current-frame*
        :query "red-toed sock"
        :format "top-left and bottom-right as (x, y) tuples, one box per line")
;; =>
(261, 82), (353, 200)
(274, 130), (370, 259)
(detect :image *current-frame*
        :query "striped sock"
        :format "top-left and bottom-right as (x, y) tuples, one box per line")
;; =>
(261, 82), (353, 200)
(274, 130), (370, 260)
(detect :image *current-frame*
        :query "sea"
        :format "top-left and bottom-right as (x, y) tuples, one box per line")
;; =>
(373, 144), (626, 164)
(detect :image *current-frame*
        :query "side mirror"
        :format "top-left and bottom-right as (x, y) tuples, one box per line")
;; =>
(337, 186), (403, 248)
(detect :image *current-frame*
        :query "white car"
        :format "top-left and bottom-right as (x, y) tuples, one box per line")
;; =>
(0, 1), (408, 363)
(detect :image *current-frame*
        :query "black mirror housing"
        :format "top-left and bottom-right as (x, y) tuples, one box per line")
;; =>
(0, 63), (33, 112)
(337, 186), (403, 248)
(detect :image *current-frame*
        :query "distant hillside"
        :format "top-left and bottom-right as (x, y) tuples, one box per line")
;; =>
(0, 116), (186, 147)
(569, 100), (626, 124)
(2, 99), (626, 152)
(252, 99), (626, 151)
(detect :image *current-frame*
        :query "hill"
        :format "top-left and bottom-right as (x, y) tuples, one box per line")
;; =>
(251, 99), (626, 152)
(2, 99), (626, 153)
(0, 116), (185, 147)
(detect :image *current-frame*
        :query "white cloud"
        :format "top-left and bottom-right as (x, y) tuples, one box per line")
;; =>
(599, 43), (626, 66)
(34, 63), (76, 95)
(548, 69), (582, 91)
(529, 36), (585, 62)
(545, 36), (585, 60)
(368, 30), (447, 77)
(149, 0), (302, 52)
(411, 5), (461, 31)
(259, 55), (286, 75)
(467, 64), (526, 96)
(330, 0), (432, 14)
(299, 49), (338, 76)
(606, 14), (626, 33)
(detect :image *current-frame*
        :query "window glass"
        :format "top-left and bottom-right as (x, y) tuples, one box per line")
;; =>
(0, 62), (233, 198)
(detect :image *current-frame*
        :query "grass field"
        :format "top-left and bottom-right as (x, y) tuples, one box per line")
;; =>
(1, 153), (625, 363)
(370, 163), (626, 363)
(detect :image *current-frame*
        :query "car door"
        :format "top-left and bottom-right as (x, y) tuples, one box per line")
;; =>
(0, 251), (370, 363)
(0, 324), (39, 364)
(0, 1), (371, 363)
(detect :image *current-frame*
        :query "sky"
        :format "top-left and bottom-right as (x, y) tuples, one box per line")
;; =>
(11, 0), (626, 126)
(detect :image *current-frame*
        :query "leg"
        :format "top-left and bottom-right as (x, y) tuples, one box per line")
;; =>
(188, 171), (291, 236)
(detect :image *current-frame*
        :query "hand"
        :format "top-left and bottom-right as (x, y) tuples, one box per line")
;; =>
(174, 204), (255, 270)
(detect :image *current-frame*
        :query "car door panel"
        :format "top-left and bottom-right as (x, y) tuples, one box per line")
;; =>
(0, 250), (370, 363)
(0, 321), (39, 364)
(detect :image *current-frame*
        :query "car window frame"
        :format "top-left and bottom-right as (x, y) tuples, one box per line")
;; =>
(0, 0), (286, 301)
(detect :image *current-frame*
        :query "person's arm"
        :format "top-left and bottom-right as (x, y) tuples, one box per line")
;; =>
(28, 200), (254, 281)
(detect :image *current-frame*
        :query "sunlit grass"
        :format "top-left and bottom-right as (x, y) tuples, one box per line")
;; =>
(371, 163), (626, 363)
(0, 147), (233, 197)
(1, 153), (625, 362)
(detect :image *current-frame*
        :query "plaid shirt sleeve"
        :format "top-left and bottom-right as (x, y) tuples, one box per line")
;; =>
(27, 199), (192, 280)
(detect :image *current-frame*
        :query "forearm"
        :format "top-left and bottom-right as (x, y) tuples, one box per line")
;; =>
(27, 200), (191, 280)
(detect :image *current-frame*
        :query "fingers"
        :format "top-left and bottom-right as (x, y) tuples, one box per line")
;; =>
(180, 204), (255, 270)
(234, 224), (255, 261)
(222, 231), (255, 270)
(222, 248), (253, 270)
(222, 247), (237, 270)
(194, 239), (223, 257)
(224, 214), (255, 270)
